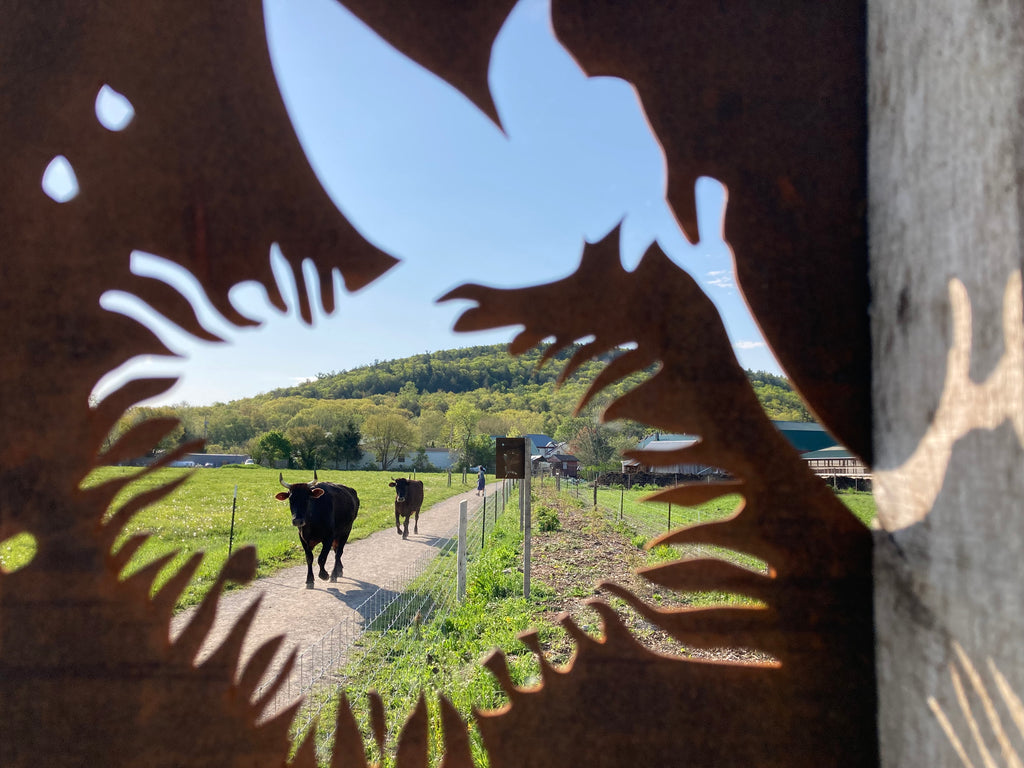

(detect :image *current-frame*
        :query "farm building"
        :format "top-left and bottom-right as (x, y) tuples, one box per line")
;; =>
(521, 434), (556, 452)
(545, 453), (579, 478)
(182, 453), (250, 468)
(623, 423), (869, 480)
(355, 445), (456, 471)
(621, 433), (708, 475)
(800, 445), (870, 478)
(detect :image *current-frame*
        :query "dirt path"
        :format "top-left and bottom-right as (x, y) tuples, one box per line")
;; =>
(170, 483), (502, 690)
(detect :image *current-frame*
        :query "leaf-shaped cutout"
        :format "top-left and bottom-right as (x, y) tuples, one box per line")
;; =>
(644, 480), (744, 508)
(637, 558), (775, 602)
(96, 417), (182, 467)
(110, 533), (151, 574)
(328, 694), (368, 768)
(438, 696), (473, 768)
(150, 551), (204, 620)
(120, 550), (178, 600)
(99, 473), (192, 553)
(237, 635), (285, 702)
(200, 597), (264, 681)
(0, 531), (37, 573)
(394, 694), (429, 768)
(369, 691), (387, 763)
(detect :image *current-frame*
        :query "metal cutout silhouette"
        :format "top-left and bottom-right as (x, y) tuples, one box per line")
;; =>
(0, 1), (874, 766)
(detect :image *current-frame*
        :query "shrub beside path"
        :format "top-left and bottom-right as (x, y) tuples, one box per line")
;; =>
(170, 483), (501, 688)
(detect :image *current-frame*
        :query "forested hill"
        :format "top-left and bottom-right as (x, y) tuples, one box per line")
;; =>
(269, 344), (608, 400)
(263, 343), (811, 421)
(115, 344), (811, 460)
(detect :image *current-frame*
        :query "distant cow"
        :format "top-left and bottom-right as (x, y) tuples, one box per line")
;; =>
(389, 477), (424, 539)
(275, 471), (359, 588)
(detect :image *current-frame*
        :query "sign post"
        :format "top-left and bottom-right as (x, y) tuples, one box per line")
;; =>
(496, 437), (532, 598)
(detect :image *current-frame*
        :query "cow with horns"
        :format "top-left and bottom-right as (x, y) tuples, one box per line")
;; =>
(275, 471), (359, 588)
(389, 477), (424, 539)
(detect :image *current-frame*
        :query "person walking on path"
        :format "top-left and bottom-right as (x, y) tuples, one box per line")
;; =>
(476, 465), (486, 496)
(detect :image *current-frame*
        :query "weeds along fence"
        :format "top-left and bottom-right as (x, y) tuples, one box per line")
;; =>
(255, 480), (518, 737)
(546, 474), (761, 570)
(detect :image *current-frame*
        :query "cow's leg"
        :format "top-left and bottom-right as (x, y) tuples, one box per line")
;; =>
(396, 508), (403, 536)
(331, 525), (353, 581)
(317, 542), (331, 580)
(302, 541), (315, 588)
(414, 509), (419, 534)
(328, 541), (342, 581)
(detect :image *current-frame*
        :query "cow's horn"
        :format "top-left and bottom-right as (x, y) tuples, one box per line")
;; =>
(279, 473), (291, 490)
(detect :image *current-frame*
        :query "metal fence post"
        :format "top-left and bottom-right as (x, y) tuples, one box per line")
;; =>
(457, 500), (467, 601)
(227, 484), (238, 557)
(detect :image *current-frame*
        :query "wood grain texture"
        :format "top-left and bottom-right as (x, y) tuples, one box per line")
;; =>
(870, 1), (1024, 765)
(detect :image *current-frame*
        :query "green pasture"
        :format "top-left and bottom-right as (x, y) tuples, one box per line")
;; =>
(585, 483), (876, 538)
(0, 466), (482, 610)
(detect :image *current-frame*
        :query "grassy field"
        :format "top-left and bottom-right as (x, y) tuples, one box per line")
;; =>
(306, 490), (549, 765)
(0, 466), (482, 609)
(311, 483), (879, 765)
(583, 483), (877, 537)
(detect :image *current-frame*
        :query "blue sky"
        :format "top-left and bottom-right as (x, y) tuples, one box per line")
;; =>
(90, 0), (780, 407)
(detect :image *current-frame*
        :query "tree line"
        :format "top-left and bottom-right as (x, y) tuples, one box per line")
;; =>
(103, 344), (812, 472)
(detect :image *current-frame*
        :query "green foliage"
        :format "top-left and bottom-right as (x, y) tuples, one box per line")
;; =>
(747, 370), (812, 421)
(253, 430), (291, 467)
(535, 505), (561, 532)
(326, 420), (362, 469)
(362, 411), (419, 470)
(286, 424), (328, 469)
(102, 345), (813, 466)
(467, 543), (520, 600)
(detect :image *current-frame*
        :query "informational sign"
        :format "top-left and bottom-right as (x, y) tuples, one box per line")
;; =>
(495, 437), (526, 478)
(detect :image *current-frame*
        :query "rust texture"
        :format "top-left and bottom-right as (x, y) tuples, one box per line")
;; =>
(443, 229), (875, 766)
(0, 1), (873, 766)
(547, 0), (871, 464)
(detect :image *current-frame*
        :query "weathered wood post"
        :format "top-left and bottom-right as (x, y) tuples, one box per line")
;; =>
(523, 437), (532, 599)
(871, 2), (1024, 765)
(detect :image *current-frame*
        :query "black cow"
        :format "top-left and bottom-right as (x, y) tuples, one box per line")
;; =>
(275, 471), (359, 588)
(389, 477), (424, 539)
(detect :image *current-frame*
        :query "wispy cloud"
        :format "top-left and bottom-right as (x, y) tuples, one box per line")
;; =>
(705, 269), (735, 289)
(734, 340), (765, 350)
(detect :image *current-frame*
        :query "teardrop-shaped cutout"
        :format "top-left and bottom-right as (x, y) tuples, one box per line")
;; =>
(95, 84), (135, 131)
(41, 155), (79, 202)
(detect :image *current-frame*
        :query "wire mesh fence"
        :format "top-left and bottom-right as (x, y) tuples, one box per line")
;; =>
(251, 480), (518, 743)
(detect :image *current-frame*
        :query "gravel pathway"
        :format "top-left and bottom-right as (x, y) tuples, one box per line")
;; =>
(170, 483), (503, 693)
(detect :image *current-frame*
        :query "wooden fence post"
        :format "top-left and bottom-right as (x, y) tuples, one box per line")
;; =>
(457, 500), (467, 601)
(523, 452), (532, 600)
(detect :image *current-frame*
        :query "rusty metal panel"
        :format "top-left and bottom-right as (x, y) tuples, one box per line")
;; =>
(0, 1), (874, 766)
